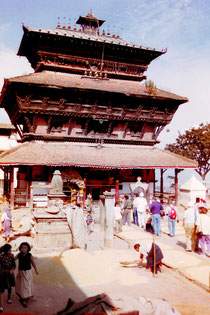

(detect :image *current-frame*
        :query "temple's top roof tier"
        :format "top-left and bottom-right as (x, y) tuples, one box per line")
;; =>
(76, 10), (105, 30)
(17, 12), (166, 81)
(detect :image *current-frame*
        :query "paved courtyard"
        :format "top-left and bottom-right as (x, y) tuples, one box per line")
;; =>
(0, 215), (210, 315)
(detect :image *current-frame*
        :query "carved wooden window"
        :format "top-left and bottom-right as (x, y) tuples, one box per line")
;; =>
(48, 117), (68, 133)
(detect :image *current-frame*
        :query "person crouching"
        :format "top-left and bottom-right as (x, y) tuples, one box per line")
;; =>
(134, 242), (164, 274)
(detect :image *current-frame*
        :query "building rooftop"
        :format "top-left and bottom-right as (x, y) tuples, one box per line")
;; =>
(1, 71), (188, 103)
(23, 26), (162, 52)
(0, 123), (15, 130)
(0, 141), (197, 169)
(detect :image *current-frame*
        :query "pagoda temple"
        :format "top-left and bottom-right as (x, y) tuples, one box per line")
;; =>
(0, 11), (197, 208)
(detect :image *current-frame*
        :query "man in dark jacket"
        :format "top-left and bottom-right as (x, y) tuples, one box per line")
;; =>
(149, 198), (164, 236)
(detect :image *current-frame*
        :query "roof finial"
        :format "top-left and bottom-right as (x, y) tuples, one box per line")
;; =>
(112, 25), (116, 37)
(68, 18), (71, 30)
(57, 17), (60, 28)
(62, 16), (66, 29)
(73, 18), (77, 31)
(107, 25), (110, 36)
(86, 9), (94, 18)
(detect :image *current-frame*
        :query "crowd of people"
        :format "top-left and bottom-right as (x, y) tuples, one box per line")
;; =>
(0, 192), (209, 311)
(114, 193), (170, 236)
(114, 193), (210, 256)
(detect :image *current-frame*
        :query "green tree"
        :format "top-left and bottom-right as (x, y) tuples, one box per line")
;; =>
(145, 80), (157, 95)
(165, 123), (210, 182)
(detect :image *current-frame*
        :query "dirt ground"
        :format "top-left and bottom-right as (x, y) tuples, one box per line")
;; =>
(1, 233), (210, 315)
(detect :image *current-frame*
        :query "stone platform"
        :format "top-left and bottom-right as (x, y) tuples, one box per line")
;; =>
(33, 208), (72, 252)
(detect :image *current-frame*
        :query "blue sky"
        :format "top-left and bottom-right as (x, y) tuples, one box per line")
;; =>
(0, 0), (209, 183)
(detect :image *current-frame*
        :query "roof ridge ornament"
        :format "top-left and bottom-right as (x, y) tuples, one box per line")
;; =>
(86, 9), (94, 18)
(62, 17), (66, 29)
(57, 17), (60, 28)
(68, 18), (71, 30)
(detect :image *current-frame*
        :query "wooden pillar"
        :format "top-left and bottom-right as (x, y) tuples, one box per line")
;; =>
(30, 186), (34, 211)
(175, 169), (179, 206)
(115, 180), (119, 202)
(146, 169), (152, 204)
(104, 191), (115, 248)
(48, 166), (52, 195)
(153, 170), (156, 195)
(10, 166), (14, 210)
(160, 169), (164, 200)
(27, 166), (32, 207)
(83, 178), (87, 209)
(3, 166), (9, 197)
(160, 169), (166, 203)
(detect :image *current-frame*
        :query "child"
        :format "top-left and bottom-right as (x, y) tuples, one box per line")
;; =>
(15, 242), (38, 308)
(0, 244), (16, 313)
(86, 211), (93, 235)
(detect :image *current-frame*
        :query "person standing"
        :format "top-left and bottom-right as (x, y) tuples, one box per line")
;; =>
(194, 197), (202, 251)
(1, 205), (12, 242)
(15, 242), (38, 308)
(133, 193), (139, 225)
(113, 201), (123, 233)
(149, 198), (163, 236)
(136, 192), (148, 229)
(86, 211), (93, 235)
(0, 244), (16, 313)
(85, 194), (92, 212)
(166, 201), (178, 237)
(123, 195), (133, 226)
(196, 207), (210, 257)
(183, 201), (197, 252)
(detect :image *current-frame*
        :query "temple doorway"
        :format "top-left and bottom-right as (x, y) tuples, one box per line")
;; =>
(92, 188), (100, 200)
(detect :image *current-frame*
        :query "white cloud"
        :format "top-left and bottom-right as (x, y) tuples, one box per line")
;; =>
(0, 44), (32, 89)
(147, 52), (210, 148)
(0, 44), (32, 123)
(0, 23), (10, 37)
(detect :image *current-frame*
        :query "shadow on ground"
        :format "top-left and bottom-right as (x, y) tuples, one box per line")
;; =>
(3, 253), (88, 315)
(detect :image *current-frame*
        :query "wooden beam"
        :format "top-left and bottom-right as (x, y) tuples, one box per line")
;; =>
(10, 167), (14, 210)
(175, 169), (178, 206)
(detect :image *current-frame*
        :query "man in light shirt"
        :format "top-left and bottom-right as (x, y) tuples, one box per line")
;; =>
(136, 192), (148, 229)
(183, 201), (197, 252)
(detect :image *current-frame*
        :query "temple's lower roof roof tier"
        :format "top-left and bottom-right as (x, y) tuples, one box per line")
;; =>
(0, 141), (197, 169)
(2, 71), (187, 102)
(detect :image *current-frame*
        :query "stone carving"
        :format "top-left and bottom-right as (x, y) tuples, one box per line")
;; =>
(62, 168), (85, 189)
(129, 176), (148, 193)
(63, 204), (87, 249)
(45, 199), (64, 214)
(50, 170), (63, 195)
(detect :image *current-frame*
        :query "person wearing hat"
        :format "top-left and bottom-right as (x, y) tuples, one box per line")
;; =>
(183, 201), (197, 252)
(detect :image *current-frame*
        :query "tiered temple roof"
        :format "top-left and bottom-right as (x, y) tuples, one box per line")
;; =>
(0, 141), (197, 169)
